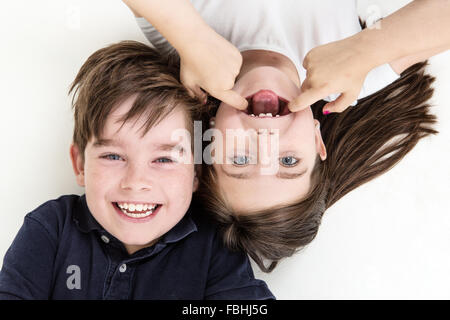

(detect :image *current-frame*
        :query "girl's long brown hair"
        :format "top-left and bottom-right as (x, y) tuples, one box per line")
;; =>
(198, 60), (438, 272)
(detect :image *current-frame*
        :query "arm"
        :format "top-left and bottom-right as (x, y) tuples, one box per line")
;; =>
(122, 0), (248, 109)
(289, 0), (450, 114)
(122, 0), (210, 53)
(0, 217), (56, 299)
(361, 0), (450, 73)
(390, 44), (450, 75)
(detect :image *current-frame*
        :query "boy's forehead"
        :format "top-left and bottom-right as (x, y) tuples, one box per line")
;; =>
(102, 95), (189, 131)
(94, 110), (191, 148)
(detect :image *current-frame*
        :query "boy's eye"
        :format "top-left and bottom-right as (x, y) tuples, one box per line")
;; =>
(279, 156), (298, 167)
(102, 154), (123, 161)
(232, 155), (250, 166)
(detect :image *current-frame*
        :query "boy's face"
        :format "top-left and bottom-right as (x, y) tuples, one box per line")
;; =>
(70, 96), (197, 254)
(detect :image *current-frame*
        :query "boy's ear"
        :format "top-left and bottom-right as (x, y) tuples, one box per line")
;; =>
(70, 143), (86, 187)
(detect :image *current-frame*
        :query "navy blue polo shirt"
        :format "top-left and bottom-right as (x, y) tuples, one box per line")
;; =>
(0, 194), (274, 300)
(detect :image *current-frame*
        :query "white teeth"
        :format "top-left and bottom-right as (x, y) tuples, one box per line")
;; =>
(120, 208), (154, 218)
(275, 115), (280, 117)
(116, 202), (158, 217)
(255, 113), (274, 118)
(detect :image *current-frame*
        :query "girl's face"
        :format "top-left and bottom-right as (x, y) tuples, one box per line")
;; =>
(213, 66), (327, 213)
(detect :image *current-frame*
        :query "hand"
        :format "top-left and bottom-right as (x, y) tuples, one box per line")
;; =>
(179, 29), (248, 110)
(288, 37), (374, 114)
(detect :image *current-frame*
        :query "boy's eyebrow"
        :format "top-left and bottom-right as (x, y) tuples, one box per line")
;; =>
(92, 138), (122, 148)
(154, 143), (186, 154)
(93, 139), (186, 153)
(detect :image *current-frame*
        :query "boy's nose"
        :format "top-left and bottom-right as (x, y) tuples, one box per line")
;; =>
(120, 164), (152, 191)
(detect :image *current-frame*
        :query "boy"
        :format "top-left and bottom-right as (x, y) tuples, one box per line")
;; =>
(0, 41), (274, 300)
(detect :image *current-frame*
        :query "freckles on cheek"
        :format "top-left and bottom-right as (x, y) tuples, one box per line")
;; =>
(84, 163), (116, 189)
(166, 167), (195, 192)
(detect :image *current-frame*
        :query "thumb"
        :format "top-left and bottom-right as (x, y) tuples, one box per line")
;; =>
(288, 86), (327, 112)
(322, 92), (357, 114)
(214, 90), (248, 110)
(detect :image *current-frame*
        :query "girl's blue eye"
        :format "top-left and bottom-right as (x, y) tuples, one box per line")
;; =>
(103, 154), (122, 161)
(232, 155), (249, 166)
(155, 157), (174, 163)
(280, 156), (298, 167)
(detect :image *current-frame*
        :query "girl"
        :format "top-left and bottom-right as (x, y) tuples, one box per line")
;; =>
(123, 0), (449, 272)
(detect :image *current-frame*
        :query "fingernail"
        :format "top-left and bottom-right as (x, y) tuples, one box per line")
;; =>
(323, 109), (330, 115)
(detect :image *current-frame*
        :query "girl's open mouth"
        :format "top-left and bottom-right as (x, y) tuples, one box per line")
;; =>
(243, 90), (291, 118)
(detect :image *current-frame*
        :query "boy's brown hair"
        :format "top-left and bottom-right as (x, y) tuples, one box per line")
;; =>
(69, 40), (202, 160)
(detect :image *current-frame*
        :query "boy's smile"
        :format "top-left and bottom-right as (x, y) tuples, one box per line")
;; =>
(70, 96), (197, 254)
(113, 201), (161, 221)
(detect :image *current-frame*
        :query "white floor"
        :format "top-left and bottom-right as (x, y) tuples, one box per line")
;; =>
(0, 0), (449, 299)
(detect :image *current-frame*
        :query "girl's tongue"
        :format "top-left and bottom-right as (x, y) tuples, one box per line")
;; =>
(251, 90), (279, 115)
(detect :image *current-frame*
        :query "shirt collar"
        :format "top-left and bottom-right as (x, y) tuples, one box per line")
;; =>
(72, 194), (198, 244)
(72, 194), (103, 233)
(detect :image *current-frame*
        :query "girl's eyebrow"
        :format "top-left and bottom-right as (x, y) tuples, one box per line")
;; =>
(220, 166), (308, 180)
(276, 170), (308, 179)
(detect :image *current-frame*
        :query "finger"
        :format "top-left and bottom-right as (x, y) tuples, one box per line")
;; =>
(322, 93), (357, 114)
(185, 86), (196, 99)
(214, 90), (248, 110)
(288, 86), (328, 112)
(192, 85), (208, 104)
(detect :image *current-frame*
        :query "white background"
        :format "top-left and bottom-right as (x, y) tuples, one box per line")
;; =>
(0, 0), (449, 299)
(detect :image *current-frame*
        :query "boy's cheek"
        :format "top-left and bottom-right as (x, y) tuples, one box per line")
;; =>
(83, 163), (115, 190)
(165, 169), (196, 194)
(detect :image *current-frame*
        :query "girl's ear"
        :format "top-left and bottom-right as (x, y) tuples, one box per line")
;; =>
(193, 164), (201, 192)
(193, 175), (199, 192)
(70, 143), (86, 187)
(314, 120), (327, 161)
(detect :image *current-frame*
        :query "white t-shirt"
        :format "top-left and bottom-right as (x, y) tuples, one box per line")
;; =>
(135, 0), (400, 103)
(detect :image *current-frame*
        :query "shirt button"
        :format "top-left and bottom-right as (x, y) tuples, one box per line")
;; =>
(119, 264), (127, 273)
(101, 235), (110, 244)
